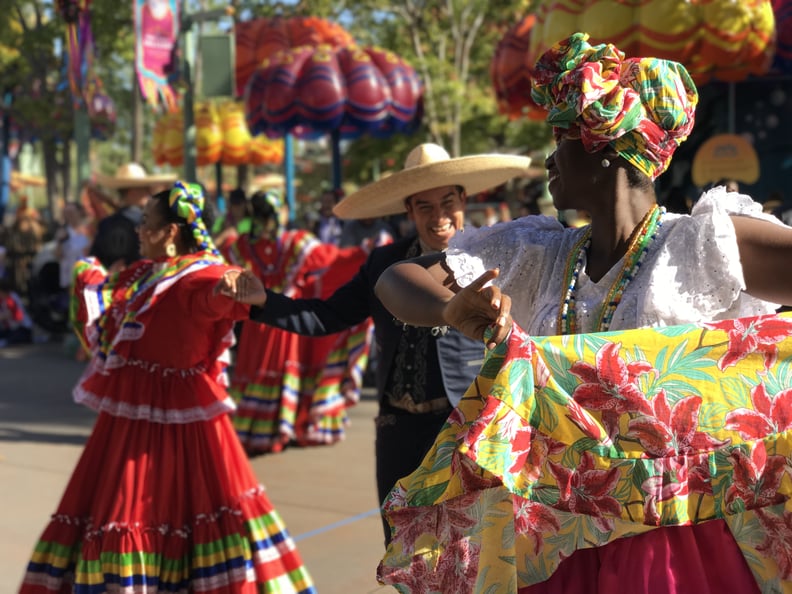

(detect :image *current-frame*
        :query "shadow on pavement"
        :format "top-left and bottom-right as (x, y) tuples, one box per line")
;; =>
(0, 427), (89, 445)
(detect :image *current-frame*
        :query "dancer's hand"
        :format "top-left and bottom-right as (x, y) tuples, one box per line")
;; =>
(442, 268), (512, 349)
(214, 269), (268, 306)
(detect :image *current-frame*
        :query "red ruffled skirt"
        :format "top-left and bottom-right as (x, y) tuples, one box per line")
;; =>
(231, 319), (370, 455)
(19, 410), (315, 593)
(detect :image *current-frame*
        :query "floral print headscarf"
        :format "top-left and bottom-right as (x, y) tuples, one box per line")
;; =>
(531, 32), (698, 180)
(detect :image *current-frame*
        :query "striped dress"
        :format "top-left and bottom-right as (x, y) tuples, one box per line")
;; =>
(224, 229), (373, 455)
(19, 253), (316, 594)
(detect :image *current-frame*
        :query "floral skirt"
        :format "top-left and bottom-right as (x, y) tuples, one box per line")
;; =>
(378, 314), (792, 593)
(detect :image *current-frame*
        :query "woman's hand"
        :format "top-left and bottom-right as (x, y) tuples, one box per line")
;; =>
(442, 268), (512, 349)
(214, 269), (268, 306)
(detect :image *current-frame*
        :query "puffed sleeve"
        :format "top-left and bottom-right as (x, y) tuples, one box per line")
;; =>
(69, 256), (111, 352)
(446, 215), (564, 299)
(647, 188), (783, 322)
(179, 265), (251, 321)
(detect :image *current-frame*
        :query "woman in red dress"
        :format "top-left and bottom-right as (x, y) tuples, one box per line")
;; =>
(19, 182), (316, 593)
(224, 190), (374, 455)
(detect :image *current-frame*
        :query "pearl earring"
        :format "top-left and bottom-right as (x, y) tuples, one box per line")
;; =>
(166, 243), (177, 257)
(601, 158), (611, 168)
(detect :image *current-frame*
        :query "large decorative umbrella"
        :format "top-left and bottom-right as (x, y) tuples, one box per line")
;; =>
(491, 0), (778, 122)
(152, 101), (284, 168)
(772, 0), (792, 72)
(235, 16), (355, 99)
(234, 16), (359, 215)
(245, 43), (423, 191)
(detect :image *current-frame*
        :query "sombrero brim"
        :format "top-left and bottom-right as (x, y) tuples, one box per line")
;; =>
(333, 154), (533, 219)
(94, 172), (178, 189)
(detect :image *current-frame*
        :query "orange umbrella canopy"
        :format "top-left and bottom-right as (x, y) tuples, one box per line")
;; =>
(491, 0), (777, 119)
(235, 16), (355, 98)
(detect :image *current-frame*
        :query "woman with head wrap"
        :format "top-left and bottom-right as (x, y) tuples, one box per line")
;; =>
(19, 182), (316, 593)
(372, 33), (792, 593)
(225, 189), (376, 455)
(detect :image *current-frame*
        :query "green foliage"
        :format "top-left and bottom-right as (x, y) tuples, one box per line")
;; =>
(0, 0), (550, 196)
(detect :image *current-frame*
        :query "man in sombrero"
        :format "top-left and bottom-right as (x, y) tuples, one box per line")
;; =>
(217, 142), (532, 546)
(89, 162), (176, 271)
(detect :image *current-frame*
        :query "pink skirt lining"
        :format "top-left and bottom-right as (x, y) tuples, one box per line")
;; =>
(519, 520), (760, 594)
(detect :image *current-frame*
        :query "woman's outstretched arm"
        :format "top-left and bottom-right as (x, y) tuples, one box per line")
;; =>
(732, 215), (792, 305)
(375, 254), (512, 348)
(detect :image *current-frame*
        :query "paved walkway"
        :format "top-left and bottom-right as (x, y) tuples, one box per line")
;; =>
(0, 341), (395, 594)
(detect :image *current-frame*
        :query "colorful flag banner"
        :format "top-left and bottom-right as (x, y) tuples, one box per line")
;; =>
(134, 0), (179, 111)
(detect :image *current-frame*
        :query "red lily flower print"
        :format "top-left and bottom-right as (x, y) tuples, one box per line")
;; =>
(508, 323), (536, 361)
(725, 382), (792, 440)
(640, 455), (712, 525)
(390, 492), (479, 556)
(755, 507), (792, 580)
(641, 472), (688, 526)
(377, 553), (432, 594)
(460, 397), (504, 453)
(626, 390), (729, 457)
(704, 314), (792, 371)
(726, 441), (787, 512)
(507, 431), (566, 484)
(433, 539), (481, 594)
(454, 453), (502, 492)
(570, 342), (654, 439)
(547, 451), (621, 530)
(448, 406), (467, 428)
(566, 398), (611, 444)
(513, 496), (561, 555)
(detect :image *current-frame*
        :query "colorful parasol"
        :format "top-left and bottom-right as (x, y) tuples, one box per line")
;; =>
(772, 0), (792, 72)
(235, 16), (355, 99)
(244, 43), (423, 141)
(491, 0), (780, 123)
(152, 101), (284, 168)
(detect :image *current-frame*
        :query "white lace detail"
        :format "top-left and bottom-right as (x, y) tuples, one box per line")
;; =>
(447, 191), (782, 336)
(73, 386), (236, 423)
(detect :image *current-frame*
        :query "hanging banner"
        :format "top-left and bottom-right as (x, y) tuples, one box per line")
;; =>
(134, 0), (180, 111)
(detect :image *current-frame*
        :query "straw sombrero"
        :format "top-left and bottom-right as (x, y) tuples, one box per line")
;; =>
(94, 162), (177, 190)
(333, 143), (532, 219)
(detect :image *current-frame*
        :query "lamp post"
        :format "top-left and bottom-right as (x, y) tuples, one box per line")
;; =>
(0, 88), (13, 223)
(178, 3), (234, 183)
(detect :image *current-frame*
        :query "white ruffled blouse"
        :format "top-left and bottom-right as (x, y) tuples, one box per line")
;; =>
(446, 188), (783, 336)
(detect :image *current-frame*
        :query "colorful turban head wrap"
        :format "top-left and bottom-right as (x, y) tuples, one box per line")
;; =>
(168, 181), (221, 257)
(531, 32), (698, 180)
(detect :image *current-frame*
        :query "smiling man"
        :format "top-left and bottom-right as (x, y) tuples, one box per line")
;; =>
(222, 142), (531, 546)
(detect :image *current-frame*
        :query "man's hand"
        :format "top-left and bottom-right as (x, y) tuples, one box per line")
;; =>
(442, 268), (512, 349)
(214, 269), (268, 306)
(107, 259), (127, 275)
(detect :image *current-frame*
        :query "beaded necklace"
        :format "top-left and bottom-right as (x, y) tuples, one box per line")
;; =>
(557, 204), (665, 335)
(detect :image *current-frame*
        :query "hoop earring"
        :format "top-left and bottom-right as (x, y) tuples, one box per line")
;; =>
(601, 158), (611, 168)
(166, 243), (177, 257)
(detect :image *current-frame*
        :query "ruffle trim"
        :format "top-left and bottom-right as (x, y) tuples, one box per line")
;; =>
(73, 385), (236, 423)
(22, 485), (317, 594)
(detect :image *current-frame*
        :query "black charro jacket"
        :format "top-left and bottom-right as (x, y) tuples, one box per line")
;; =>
(249, 234), (484, 408)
